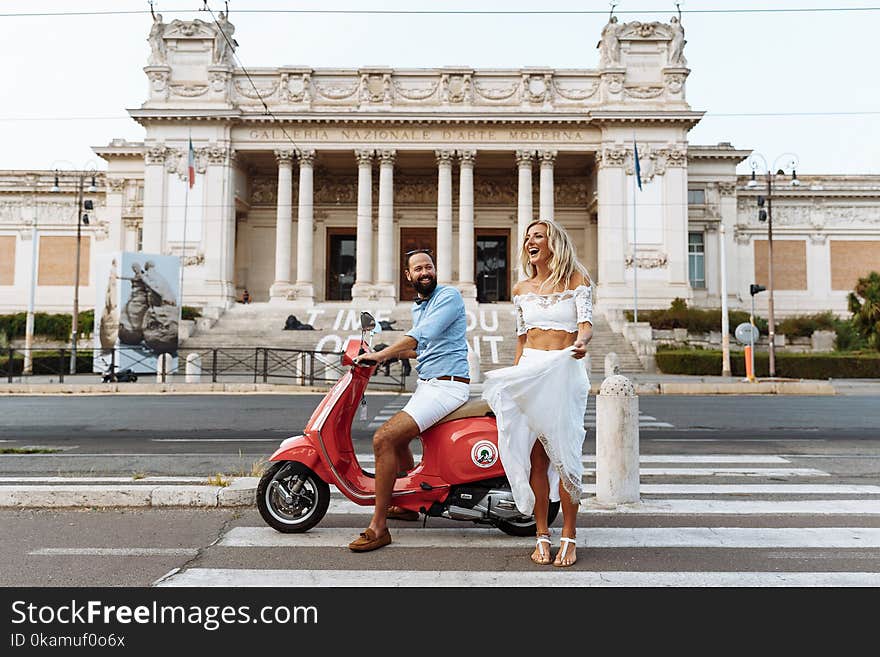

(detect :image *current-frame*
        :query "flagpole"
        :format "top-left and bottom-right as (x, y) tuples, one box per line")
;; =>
(632, 134), (638, 324)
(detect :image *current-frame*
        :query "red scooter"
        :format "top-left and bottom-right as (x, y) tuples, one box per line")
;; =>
(257, 312), (559, 536)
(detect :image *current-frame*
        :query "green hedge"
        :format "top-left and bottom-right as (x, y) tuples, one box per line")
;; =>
(626, 304), (768, 334)
(655, 349), (880, 379)
(0, 310), (94, 342)
(181, 306), (202, 321)
(0, 351), (94, 376)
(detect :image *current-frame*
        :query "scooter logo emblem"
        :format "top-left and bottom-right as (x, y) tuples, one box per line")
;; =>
(471, 440), (498, 468)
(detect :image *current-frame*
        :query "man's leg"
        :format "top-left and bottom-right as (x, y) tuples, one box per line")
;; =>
(367, 411), (421, 537)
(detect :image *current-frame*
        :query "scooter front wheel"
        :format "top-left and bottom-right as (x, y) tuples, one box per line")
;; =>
(257, 461), (330, 533)
(496, 500), (561, 537)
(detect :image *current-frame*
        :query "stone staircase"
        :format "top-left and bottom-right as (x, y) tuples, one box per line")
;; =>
(181, 300), (646, 379)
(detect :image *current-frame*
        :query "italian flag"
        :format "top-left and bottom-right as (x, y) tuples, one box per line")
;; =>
(187, 137), (195, 189)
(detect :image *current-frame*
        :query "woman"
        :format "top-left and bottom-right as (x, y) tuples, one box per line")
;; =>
(482, 219), (592, 567)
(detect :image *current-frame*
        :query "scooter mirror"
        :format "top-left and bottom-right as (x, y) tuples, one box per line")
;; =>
(360, 312), (376, 331)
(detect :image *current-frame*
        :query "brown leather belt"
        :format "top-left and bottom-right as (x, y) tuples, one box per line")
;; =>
(421, 375), (470, 384)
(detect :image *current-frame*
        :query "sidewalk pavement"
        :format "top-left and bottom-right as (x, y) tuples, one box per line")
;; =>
(1, 372), (873, 395)
(0, 476), (259, 508)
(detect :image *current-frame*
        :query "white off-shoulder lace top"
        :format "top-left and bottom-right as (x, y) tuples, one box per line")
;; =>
(514, 284), (593, 336)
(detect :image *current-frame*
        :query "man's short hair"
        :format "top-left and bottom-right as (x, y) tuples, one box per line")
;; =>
(404, 248), (434, 269)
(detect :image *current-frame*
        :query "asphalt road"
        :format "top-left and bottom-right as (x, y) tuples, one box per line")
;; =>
(1, 393), (879, 475)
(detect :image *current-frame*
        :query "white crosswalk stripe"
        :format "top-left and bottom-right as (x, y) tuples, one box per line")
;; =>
(145, 450), (880, 588)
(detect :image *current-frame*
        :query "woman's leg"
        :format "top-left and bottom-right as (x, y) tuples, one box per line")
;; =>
(554, 480), (579, 566)
(529, 440), (551, 564)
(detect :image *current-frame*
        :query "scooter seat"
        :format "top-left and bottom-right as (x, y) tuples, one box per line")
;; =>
(436, 399), (493, 425)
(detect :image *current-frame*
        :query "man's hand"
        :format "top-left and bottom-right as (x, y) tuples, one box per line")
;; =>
(355, 351), (386, 366)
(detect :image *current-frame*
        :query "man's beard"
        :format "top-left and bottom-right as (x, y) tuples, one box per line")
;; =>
(411, 274), (437, 297)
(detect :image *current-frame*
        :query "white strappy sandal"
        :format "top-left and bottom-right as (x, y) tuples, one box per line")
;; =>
(531, 534), (552, 565)
(554, 536), (577, 568)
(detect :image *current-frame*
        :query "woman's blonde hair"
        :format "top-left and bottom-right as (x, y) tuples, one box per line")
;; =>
(520, 219), (591, 292)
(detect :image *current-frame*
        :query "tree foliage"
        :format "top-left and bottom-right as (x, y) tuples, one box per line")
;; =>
(848, 271), (880, 351)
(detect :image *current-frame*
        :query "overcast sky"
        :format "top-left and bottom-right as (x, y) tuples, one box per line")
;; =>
(2, 0), (878, 175)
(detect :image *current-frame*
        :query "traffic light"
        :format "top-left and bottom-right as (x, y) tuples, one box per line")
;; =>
(756, 195), (767, 222)
(750, 284), (766, 296)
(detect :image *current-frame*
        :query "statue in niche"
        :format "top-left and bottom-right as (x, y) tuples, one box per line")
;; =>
(147, 13), (167, 65)
(669, 16), (687, 66)
(597, 16), (621, 67)
(213, 11), (238, 65)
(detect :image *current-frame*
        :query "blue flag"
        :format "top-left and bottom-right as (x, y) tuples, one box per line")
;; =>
(633, 140), (643, 191)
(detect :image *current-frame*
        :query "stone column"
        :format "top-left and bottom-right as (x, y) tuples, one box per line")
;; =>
(662, 145), (690, 298)
(292, 149), (316, 304)
(351, 149), (375, 300)
(436, 150), (454, 285)
(142, 144), (168, 254)
(515, 150), (535, 279)
(270, 149), (294, 300)
(718, 181), (739, 307)
(375, 149), (397, 301)
(539, 149), (557, 220)
(457, 150), (477, 300)
(202, 144), (238, 306)
(596, 145), (628, 299)
(105, 177), (126, 251)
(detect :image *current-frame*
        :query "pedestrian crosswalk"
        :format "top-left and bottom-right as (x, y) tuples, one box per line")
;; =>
(149, 452), (880, 587)
(366, 398), (673, 430)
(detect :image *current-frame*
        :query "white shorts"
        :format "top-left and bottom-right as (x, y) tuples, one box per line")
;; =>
(401, 378), (470, 433)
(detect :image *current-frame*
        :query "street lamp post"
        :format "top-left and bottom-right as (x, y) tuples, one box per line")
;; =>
(51, 167), (97, 375)
(747, 152), (800, 379)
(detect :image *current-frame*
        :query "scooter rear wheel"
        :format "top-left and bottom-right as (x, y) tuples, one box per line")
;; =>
(257, 461), (330, 533)
(496, 500), (561, 537)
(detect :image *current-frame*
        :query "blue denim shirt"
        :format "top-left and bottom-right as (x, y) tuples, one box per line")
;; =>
(405, 285), (469, 379)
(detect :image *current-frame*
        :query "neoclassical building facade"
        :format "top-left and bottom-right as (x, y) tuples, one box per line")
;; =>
(1, 15), (879, 322)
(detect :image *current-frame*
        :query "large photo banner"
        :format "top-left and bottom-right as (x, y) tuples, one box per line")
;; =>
(94, 252), (181, 374)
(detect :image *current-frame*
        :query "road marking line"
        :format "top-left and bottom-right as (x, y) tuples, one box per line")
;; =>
(155, 569), (880, 588)
(218, 526), (880, 549)
(650, 439), (830, 442)
(352, 454), (792, 465)
(150, 439), (278, 442)
(30, 548), (198, 557)
(319, 497), (878, 515)
(0, 476), (206, 483)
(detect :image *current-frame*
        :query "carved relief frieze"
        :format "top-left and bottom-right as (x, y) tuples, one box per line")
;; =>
(555, 180), (590, 206)
(281, 73), (312, 103)
(623, 86), (664, 99)
(249, 177), (277, 205)
(315, 176), (358, 205)
(718, 181), (736, 197)
(205, 144), (229, 166)
(522, 74), (553, 104)
(169, 84), (210, 97)
(810, 232), (828, 245)
(656, 144), (687, 167)
(358, 73), (392, 105)
(552, 80), (598, 101)
(664, 72), (686, 94)
(604, 73), (624, 94)
(472, 176), (516, 205)
(474, 81), (518, 101)
(209, 69), (230, 94)
(146, 68), (170, 98)
(441, 74), (473, 104)
(314, 80), (358, 100)
(619, 21), (673, 39)
(394, 80), (439, 101)
(107, 178), (126, 193)
(234, 79), (276, 100)
(145, 145), (167, 165)
(596, 145), (627, 169)
(625, 252), (668, 269)
(182, 252), (205, 267)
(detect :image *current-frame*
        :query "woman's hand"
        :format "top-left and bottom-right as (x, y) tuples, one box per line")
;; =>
(571, 339), (588, 360)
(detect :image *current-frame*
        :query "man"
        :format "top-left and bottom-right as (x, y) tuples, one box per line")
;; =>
(348, 249), (470, 552)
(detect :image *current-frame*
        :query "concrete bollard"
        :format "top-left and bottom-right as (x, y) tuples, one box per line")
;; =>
(467, 345), (482, 384)
(155, 354), (172, 383)
(595, 374), (640, 505)
(604, 352), (620, 377)
(185, 353), (202, 383)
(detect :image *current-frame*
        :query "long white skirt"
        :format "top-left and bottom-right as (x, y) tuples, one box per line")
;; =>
(481, 347), (589, 515)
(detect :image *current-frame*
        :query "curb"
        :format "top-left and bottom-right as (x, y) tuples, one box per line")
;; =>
(0, 477), (259, 508)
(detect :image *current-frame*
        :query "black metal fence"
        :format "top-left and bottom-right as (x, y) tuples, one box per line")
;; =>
(1, 346), (407, 391)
